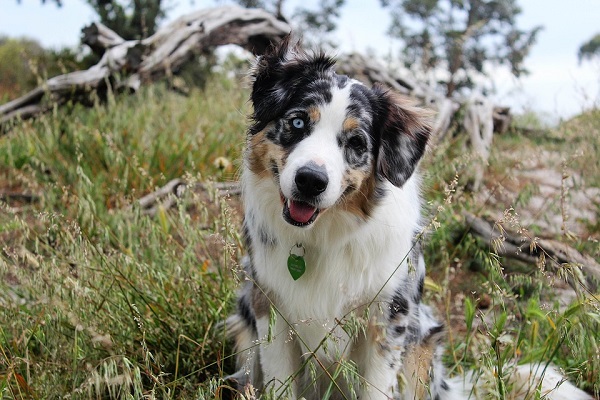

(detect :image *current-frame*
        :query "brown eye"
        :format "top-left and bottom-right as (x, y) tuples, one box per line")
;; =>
(347, 135), (366, 151)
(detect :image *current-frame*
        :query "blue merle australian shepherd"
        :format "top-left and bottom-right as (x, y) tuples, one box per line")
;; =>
(223, 37), (593, 400)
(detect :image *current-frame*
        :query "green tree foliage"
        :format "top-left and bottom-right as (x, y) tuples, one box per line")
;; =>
(0, 37), (43, 100)
(381, 0), (542, 96)
(17, 0), (63, 5)
(234, 0), (285, 19)
(24, 0), (164, 40)
(86, 0), (165, 40)
(293, 0), (345, 48)
(578, 33), (600, 63)
(234, 0), (346, 48)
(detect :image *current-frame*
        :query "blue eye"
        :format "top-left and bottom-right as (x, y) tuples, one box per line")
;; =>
(291, 118), (305, 130)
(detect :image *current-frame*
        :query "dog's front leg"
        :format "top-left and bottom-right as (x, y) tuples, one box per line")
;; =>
(256, 313), (299, 398)
(357, 350), (397, 399)
(353, 315), (398, 400)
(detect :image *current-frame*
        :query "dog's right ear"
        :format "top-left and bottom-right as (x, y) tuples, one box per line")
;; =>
(248, 36), (300, 134)
(248, 35), (335, 135)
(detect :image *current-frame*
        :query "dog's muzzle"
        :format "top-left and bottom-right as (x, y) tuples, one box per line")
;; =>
(282, 163), (329, 227)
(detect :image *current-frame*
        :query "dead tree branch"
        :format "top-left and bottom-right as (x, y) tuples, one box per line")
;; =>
(0, 6), (290, 129)
(134, 178), (241, 216)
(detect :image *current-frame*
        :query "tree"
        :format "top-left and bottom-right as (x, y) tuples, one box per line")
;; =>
(234, 0), (286, 20)
(381, 0), (542, 97)
(293, 0), (345, 48)
(233, 0), (346, 48)
(86, 0), (165, 41)
(0, 37), (44, 101)
(578, 33), (600, 64)
(17, 0), (63, 5)
(23, 0), (164, 40)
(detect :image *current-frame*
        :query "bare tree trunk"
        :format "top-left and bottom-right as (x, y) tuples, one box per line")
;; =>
(428, 95), (460, 143)
(463, 93), (494, 191)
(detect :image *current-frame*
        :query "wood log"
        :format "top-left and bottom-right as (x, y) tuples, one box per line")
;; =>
(464, 211), (600, 291)
(336, 53), (412, 94)
(427, 95), (460, 142)
(0, 6), (290, 129)
(0, 191), (40, 204)
(133, 178), (241, 216)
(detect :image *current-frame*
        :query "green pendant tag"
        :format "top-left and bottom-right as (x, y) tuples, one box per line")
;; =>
(287, 243), (306, 280)
(287, 254), (306, 280)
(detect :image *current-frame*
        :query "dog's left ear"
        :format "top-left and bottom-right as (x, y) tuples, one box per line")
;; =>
(374, 85), (431, 187)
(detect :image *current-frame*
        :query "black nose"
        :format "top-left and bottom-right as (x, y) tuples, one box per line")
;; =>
(295, 164), (329, 198)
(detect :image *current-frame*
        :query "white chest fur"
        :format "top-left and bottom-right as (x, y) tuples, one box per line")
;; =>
(243, 170), (424, 323)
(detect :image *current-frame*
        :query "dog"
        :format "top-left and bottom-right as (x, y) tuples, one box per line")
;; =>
(223, 37), (594, 400)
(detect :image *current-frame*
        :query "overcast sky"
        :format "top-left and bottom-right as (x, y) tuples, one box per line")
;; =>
(1, 0), (599, 122)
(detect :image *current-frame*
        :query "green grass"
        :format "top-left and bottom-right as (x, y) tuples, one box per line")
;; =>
(1, 71), (599, 399)
(1, 75), (248, 398)
(420, 110), (600, 397)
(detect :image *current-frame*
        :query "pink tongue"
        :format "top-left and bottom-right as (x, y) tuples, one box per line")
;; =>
(289, 200), (317, 223)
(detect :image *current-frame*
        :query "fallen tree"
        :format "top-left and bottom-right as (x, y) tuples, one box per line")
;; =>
(2, 6), (505, 158)
(1, 6), (508, 195)
(0, 6), (290, 128)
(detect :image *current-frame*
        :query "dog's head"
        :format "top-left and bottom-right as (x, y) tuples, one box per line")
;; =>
(245, 37), (431, 228)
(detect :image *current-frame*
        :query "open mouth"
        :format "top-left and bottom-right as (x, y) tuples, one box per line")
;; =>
(282, 196), (320, 227)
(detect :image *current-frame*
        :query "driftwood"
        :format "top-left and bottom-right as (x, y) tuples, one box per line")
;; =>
(134, 178), (241, 216)
(81, 22), (126, 55)
(428, 95), (460, 142)
(0, 191), (40, 204)
(463, 93), (495, 191)
(0, 6), (290, 128)
(464, 211), (600, 291)
(2, 8), (505, 148)
(337, 53), (415, 95)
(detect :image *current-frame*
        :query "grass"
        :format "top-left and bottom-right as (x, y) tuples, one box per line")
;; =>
(1, 69), (599, 399)
(420, 113), (600, 397)
(1, 75), (248, 398)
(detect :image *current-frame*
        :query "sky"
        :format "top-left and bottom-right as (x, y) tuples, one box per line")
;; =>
(1, 0), (599, 122)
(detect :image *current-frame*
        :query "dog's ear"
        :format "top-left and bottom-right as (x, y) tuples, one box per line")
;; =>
(374, 85), (431, 187)
(248, 35), (335, 134)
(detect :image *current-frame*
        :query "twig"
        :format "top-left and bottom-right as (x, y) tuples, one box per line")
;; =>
(132, 179), (241, 216)
(0, 192), (41, 204)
